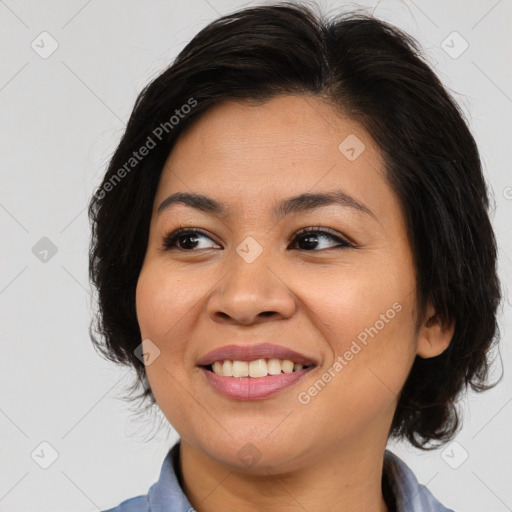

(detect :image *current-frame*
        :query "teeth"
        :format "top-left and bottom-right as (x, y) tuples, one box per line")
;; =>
(209, 359), (311, 378)
(281, 360), (294, 373)
(267, 358), (282, 375)
(232, 360), (249, 377)
(221, 360), (233, 377)
(249, 359), (267, 378)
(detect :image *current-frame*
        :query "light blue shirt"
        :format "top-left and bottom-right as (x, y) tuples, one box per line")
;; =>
(102, 441), (454, 512)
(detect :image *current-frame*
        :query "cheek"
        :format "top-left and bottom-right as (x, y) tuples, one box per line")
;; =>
(296, 259), (417, 414)
(135, 262), (198, 341)
(134, 262), (200, 401)
(301, 257), (414, 343)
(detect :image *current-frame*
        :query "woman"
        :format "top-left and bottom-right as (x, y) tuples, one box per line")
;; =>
(89, 3), (501, 511)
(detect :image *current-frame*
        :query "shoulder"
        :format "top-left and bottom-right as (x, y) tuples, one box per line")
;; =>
(101, 494), (149, 512)
(384, 449), (456, 512)
(99, 441), (192, 512)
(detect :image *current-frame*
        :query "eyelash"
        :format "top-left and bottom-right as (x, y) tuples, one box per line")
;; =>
(161, 226), (354, 252)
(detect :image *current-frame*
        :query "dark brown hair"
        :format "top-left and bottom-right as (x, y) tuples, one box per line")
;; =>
(88, 2), (502, 449)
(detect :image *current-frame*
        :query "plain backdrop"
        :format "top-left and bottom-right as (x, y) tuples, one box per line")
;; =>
(1, 0), (511, 511)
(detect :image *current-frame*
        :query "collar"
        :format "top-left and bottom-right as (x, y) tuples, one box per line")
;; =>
(383, 449), (455, 512)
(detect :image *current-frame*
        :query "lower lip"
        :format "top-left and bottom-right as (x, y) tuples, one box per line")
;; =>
(200, 366), (316, 400)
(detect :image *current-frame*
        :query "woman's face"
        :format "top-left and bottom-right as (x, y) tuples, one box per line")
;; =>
(135, 94), (426, 471)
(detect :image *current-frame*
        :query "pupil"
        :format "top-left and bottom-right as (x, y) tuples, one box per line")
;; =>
(301, 235), (317, 250)
(180, 234), (198, 249)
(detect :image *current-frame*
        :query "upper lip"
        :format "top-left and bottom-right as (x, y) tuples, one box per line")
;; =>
(197, 343), (319, 367)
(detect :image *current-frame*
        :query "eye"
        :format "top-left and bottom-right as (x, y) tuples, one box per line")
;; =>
(289, 227), (353, 251)
(162, 226), (353, 252)
(162, 227), (220, 251)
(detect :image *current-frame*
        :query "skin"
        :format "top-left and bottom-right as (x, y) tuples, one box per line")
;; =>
(135, 95), (455, 512)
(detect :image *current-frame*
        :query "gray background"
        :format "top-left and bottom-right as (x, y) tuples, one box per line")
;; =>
(1, 0), (511, 510)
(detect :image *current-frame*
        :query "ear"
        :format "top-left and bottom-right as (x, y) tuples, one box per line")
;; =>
(416, 303), (455, 358)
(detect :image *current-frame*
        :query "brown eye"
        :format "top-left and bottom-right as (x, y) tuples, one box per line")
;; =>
(162, 228), (220, 251)
(290, 227), (353, 251)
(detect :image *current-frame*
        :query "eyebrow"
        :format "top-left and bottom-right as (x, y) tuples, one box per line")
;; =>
(157, 190), (375, 220)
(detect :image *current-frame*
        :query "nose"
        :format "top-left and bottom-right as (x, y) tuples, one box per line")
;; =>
(206, 248), (296, 325)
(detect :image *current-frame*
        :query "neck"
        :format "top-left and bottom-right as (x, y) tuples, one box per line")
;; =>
(178, 430), (391, 512)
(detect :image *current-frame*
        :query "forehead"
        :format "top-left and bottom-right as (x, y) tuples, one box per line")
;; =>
(155, 94), (393, 223)
(167, 95), (377, 166)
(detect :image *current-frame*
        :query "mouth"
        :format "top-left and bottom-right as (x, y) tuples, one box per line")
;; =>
(196, 343), (319, 399)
